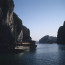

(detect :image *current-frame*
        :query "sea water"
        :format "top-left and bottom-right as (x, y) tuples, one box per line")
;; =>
(0, 43), (65, 65)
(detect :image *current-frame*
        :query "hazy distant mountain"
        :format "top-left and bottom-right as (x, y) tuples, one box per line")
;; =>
(39, 35), (57, 43)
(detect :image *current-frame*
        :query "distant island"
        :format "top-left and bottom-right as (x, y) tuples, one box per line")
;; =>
(39, 35), (57, 43)
(39, 21), (65, 44)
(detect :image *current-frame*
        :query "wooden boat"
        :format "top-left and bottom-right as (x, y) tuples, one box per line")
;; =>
(15, 41), (37, 51)
(14, 25), (37, 51)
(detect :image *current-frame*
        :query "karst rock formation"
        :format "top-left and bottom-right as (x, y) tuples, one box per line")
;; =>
(0, 0), (34, 50)
(57, 21), (65, 44)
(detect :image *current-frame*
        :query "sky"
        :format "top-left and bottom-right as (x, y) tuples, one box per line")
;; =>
(14, 0), (65, 41)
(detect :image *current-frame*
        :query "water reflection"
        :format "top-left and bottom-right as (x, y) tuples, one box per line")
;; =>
(0, 44), (65, 65)
(58, 44), (65, 50)
(36, 44), (59, 53)
(57, 44), (65, 65)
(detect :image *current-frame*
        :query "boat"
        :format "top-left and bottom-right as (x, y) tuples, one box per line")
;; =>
(14, 25), (37, 51)
(22, 41), (37, 50)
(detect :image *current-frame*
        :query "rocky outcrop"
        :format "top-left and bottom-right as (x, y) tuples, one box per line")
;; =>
(0, 0), (35, 50)
(0, 25), (14, 50)
(57, 21), (65, 44)
(22, 25), (32, 42)
(0, 0), (14, 26)
(39, 35), (57, 43)
(0, 0), (14, 50)
(0, 0), (23, 50)
(13, 12), (23, 42)
(13, 13), (32, 43)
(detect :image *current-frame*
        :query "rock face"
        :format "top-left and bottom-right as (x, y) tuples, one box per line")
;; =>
(57, 21), (65, 44)
(39, 35), (57, 43)
(0, 0), (14, 50)
(13, 12), (23, 42)
(13, 13), (32, 43)
(0, 0), (23, 50)
(22, 25), (32, 42)
(0, 0), (34, 50)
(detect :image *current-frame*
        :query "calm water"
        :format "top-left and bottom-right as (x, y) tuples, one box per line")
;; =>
(0, 43), (65, 65)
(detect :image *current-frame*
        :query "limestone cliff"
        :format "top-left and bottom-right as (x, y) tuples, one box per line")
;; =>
(13, 12), (23, 42)
(57, 21), (65, 44)
(0, 0), (14, 50)
(13, 13), (33, 43)
(22, 25), (32, 42)
(0, 0), (34, 50)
